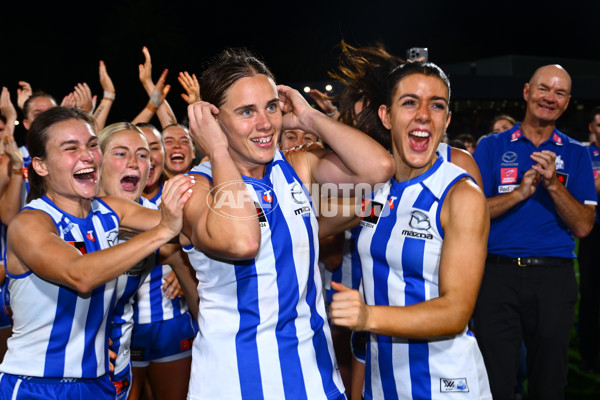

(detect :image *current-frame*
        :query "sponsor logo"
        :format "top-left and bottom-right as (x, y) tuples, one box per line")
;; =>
(294, 206), (311, 216)
(511, 131), (522, 141)
(360, 199), (384, 228)
(552, 132), (562, 144)
(290, 182), (306, 204)
(440, 378), (469, 393)
(498, 184), (519, 193)
(557, 172), (568, 186)
(22, 167), (28, 181)
(501, 167), (518, 184)
(409, 210), (430, 231)
(594, 150), (599, 157)
(555, 155), (565, 170)
(67, 241), (87, 254)
(86, 230), (95, 241)
(180, 337), (193, 351)
(262, 190), (273, 203)
(255, 202), (268, 228)
(388, 196), (397, 210)
(502, 151), (518, 163)
(402, 230), (433, 240)
(209, 181), (279, 220)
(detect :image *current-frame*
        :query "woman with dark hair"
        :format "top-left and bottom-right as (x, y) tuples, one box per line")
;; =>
(0, 107), (194, 399)
(328, 62), (492, 399)
(179, 47), (395, 399)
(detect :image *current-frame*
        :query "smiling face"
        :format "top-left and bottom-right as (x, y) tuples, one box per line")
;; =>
(379, 73), (451, 180)
(163, 125), (194, 177)
(100, 129), (150, 201)
(24, 96), (57, 130)
(523, 65), (571, 125)
(139, 126), (165, 188)
(216, 74), (282, 177)
(34, 118), (102, 204)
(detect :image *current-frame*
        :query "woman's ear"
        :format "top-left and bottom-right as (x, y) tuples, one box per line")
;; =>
(32, 157), (49, 177)
(378, 105), (392, 130)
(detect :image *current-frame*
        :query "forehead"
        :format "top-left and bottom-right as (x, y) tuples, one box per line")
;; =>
(30, 97), (56, 111)
(140, 127), (161, 142)
(223, 74), (278, 108)
(394, 73), (449, 99)
(531, 68), (571, 91)
(47, 119), (95, 144)
(163, 126), (189, 139)
(106, 129), (149, 150)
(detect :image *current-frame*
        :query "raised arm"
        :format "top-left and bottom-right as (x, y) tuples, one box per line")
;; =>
(7, 174), (194, 293)
(93, 60), (116, 130)
(181, 101), (260, 260)
(131, 69), (170, 125)
(138, 46), (177, 127)
(308, 88), (339, 120)
(278, 85), (395, 194)
(178, 71), (201, 105)
(16, 81), (32, 111)
(330, 178), (489, 338)
(0, 88), (24, 225)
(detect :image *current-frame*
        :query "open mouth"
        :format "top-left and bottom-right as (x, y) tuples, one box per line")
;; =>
(408, 131), (431, 152)
(73, 167), (97, 184)
(250, 136), (273, 148)
(120, 175), (140, 192)
(170, 153), (185, 163)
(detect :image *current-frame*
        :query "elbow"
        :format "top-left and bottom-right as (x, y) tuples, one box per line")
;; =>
(369, 155), (396, 184)
(573, 222), (594, 239)
(228, 236), (260, 260)
(67, 273), (96, 294)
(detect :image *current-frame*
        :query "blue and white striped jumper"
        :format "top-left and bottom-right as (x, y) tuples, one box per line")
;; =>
(0, 196), (120, 379)
(184, 150), (346, 400)
(356, 158), (491, 400)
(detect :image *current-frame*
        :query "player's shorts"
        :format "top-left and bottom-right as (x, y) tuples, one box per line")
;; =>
(0, 373), (116, 400)
(110, 366), (131, 400)
(131, 312), (196, 367)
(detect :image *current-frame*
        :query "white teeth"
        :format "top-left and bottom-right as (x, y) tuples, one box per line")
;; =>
(251, 137), (272, 144)
(74, 168), (94, 175)
(410, 131), (430, 138)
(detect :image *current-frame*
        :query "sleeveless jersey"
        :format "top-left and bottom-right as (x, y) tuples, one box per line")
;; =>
(135, 187), (188, 324)
(356, 158), (491, 400)
(110, 197), (157, 377)
(184, 151), (345, 400)
(0, 196), (120, 378)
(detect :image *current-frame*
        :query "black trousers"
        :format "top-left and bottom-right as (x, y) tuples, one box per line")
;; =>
(577, 224), (600, 370)
(472, 256), (577, 400)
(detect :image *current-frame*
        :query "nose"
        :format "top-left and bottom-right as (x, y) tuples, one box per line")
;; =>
(127, 154), (139, 169)
(256, 110), (272, 132)
(415, 102), (431, 122)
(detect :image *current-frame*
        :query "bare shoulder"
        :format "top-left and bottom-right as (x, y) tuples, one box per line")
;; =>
(443, 177), (488, 226)
(449, 147), (483, 188)
(8, 208), (57, 241)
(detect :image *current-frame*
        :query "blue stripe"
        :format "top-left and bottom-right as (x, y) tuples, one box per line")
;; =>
(44, 287), (77, 376)
(402, 237), (431, 399)
(234, 259), (263, 400)
(350, 226), (363, 291)
(82, 284), (107, 376)
(148, 266), (164, 323)
(364, 339), (372, 399)
(369, 197), (398, 399)
(266, 186), (308, 400)
(436, 173), (469, 240)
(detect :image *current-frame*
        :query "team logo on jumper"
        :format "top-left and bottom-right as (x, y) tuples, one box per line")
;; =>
(440, 378), (469, 393)
(555, 155), (565, 170)
(556, 172), (568, 186)
(360, 199), (385, 228)
(290, 182), (307, 204)
(409, 210), (430, 230)
(107, 230), (119, 247)
(552, 133), (563, 145)
(255, 201), (268, 228)
(501, 167), (518, 184)
(501, 151), (518, 164)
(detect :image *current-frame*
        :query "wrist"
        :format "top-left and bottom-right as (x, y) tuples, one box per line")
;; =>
(103, 91), (115, 102)
(145, 102), (158, 113)
(12, 167), (24, 176)
(325, 107), (338, 118)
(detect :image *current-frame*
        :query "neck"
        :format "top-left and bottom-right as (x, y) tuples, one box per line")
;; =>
(520, 116), (557, 147)
(393, 152), (437, 182)
(143, 181), (162, 199)
(45, 191), (92, 219)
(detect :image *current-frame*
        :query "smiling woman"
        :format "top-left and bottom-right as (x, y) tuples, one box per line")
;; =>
(0, 107), (194, 399)
(177, 47), (395, 399)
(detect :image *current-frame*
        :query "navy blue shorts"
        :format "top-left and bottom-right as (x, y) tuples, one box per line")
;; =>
(0, 373), (116, 400)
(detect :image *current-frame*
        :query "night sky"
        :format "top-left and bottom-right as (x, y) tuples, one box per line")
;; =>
(1, 1), (599, 133)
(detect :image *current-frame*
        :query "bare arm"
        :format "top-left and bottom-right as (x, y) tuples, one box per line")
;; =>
(93, 60), (115, 130)
(449, 147), (483, 188)
(181, 102), (260, 260)
(7, 175), (194, 293)
(530, 150), (595, 237)
(0, 135), (24, 225)
(330, 178), (489, 338)
(161, 239), (199, 320)
(139, 46), (177, 128)
(487, 168), (540, 219)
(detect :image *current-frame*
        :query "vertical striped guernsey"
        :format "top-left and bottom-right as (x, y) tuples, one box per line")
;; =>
(356, 158), (491, 400)
(0, 196), (120, 378)
(184, 151), (346, 400)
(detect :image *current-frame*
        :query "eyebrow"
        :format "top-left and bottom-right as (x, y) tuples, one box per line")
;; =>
(398, 93), (448, 104)
(233, 98), (279, 113)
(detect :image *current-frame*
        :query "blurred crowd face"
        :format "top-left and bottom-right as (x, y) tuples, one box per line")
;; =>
(163, 125), (194, 176)
(279, 129), (319, 150)
(139, 126), (165, 188)
(492, 118), (514, 133)
(24, 96), (57, 130)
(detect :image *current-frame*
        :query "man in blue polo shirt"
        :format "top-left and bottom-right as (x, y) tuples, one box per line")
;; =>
(472, 64), (596, 400)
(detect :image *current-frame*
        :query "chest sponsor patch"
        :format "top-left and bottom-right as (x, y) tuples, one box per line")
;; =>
(359, 199), (384, 228)
(498, 184), (519, 193)
(501, 167), (518, 184)
(67, 241), (87, 254)
(440, 378), (469, 393)
(556, 171), (568, 186)
(255, 201), (268, 228)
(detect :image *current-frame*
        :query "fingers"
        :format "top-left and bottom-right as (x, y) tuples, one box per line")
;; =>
(142, 46), (151, 64)
(330, 280), (353, 293)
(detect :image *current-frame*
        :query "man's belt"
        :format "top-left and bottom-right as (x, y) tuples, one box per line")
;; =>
(486, 254), (572, 267)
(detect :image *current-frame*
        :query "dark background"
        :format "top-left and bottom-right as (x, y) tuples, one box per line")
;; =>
(2, 1), (599, 142)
